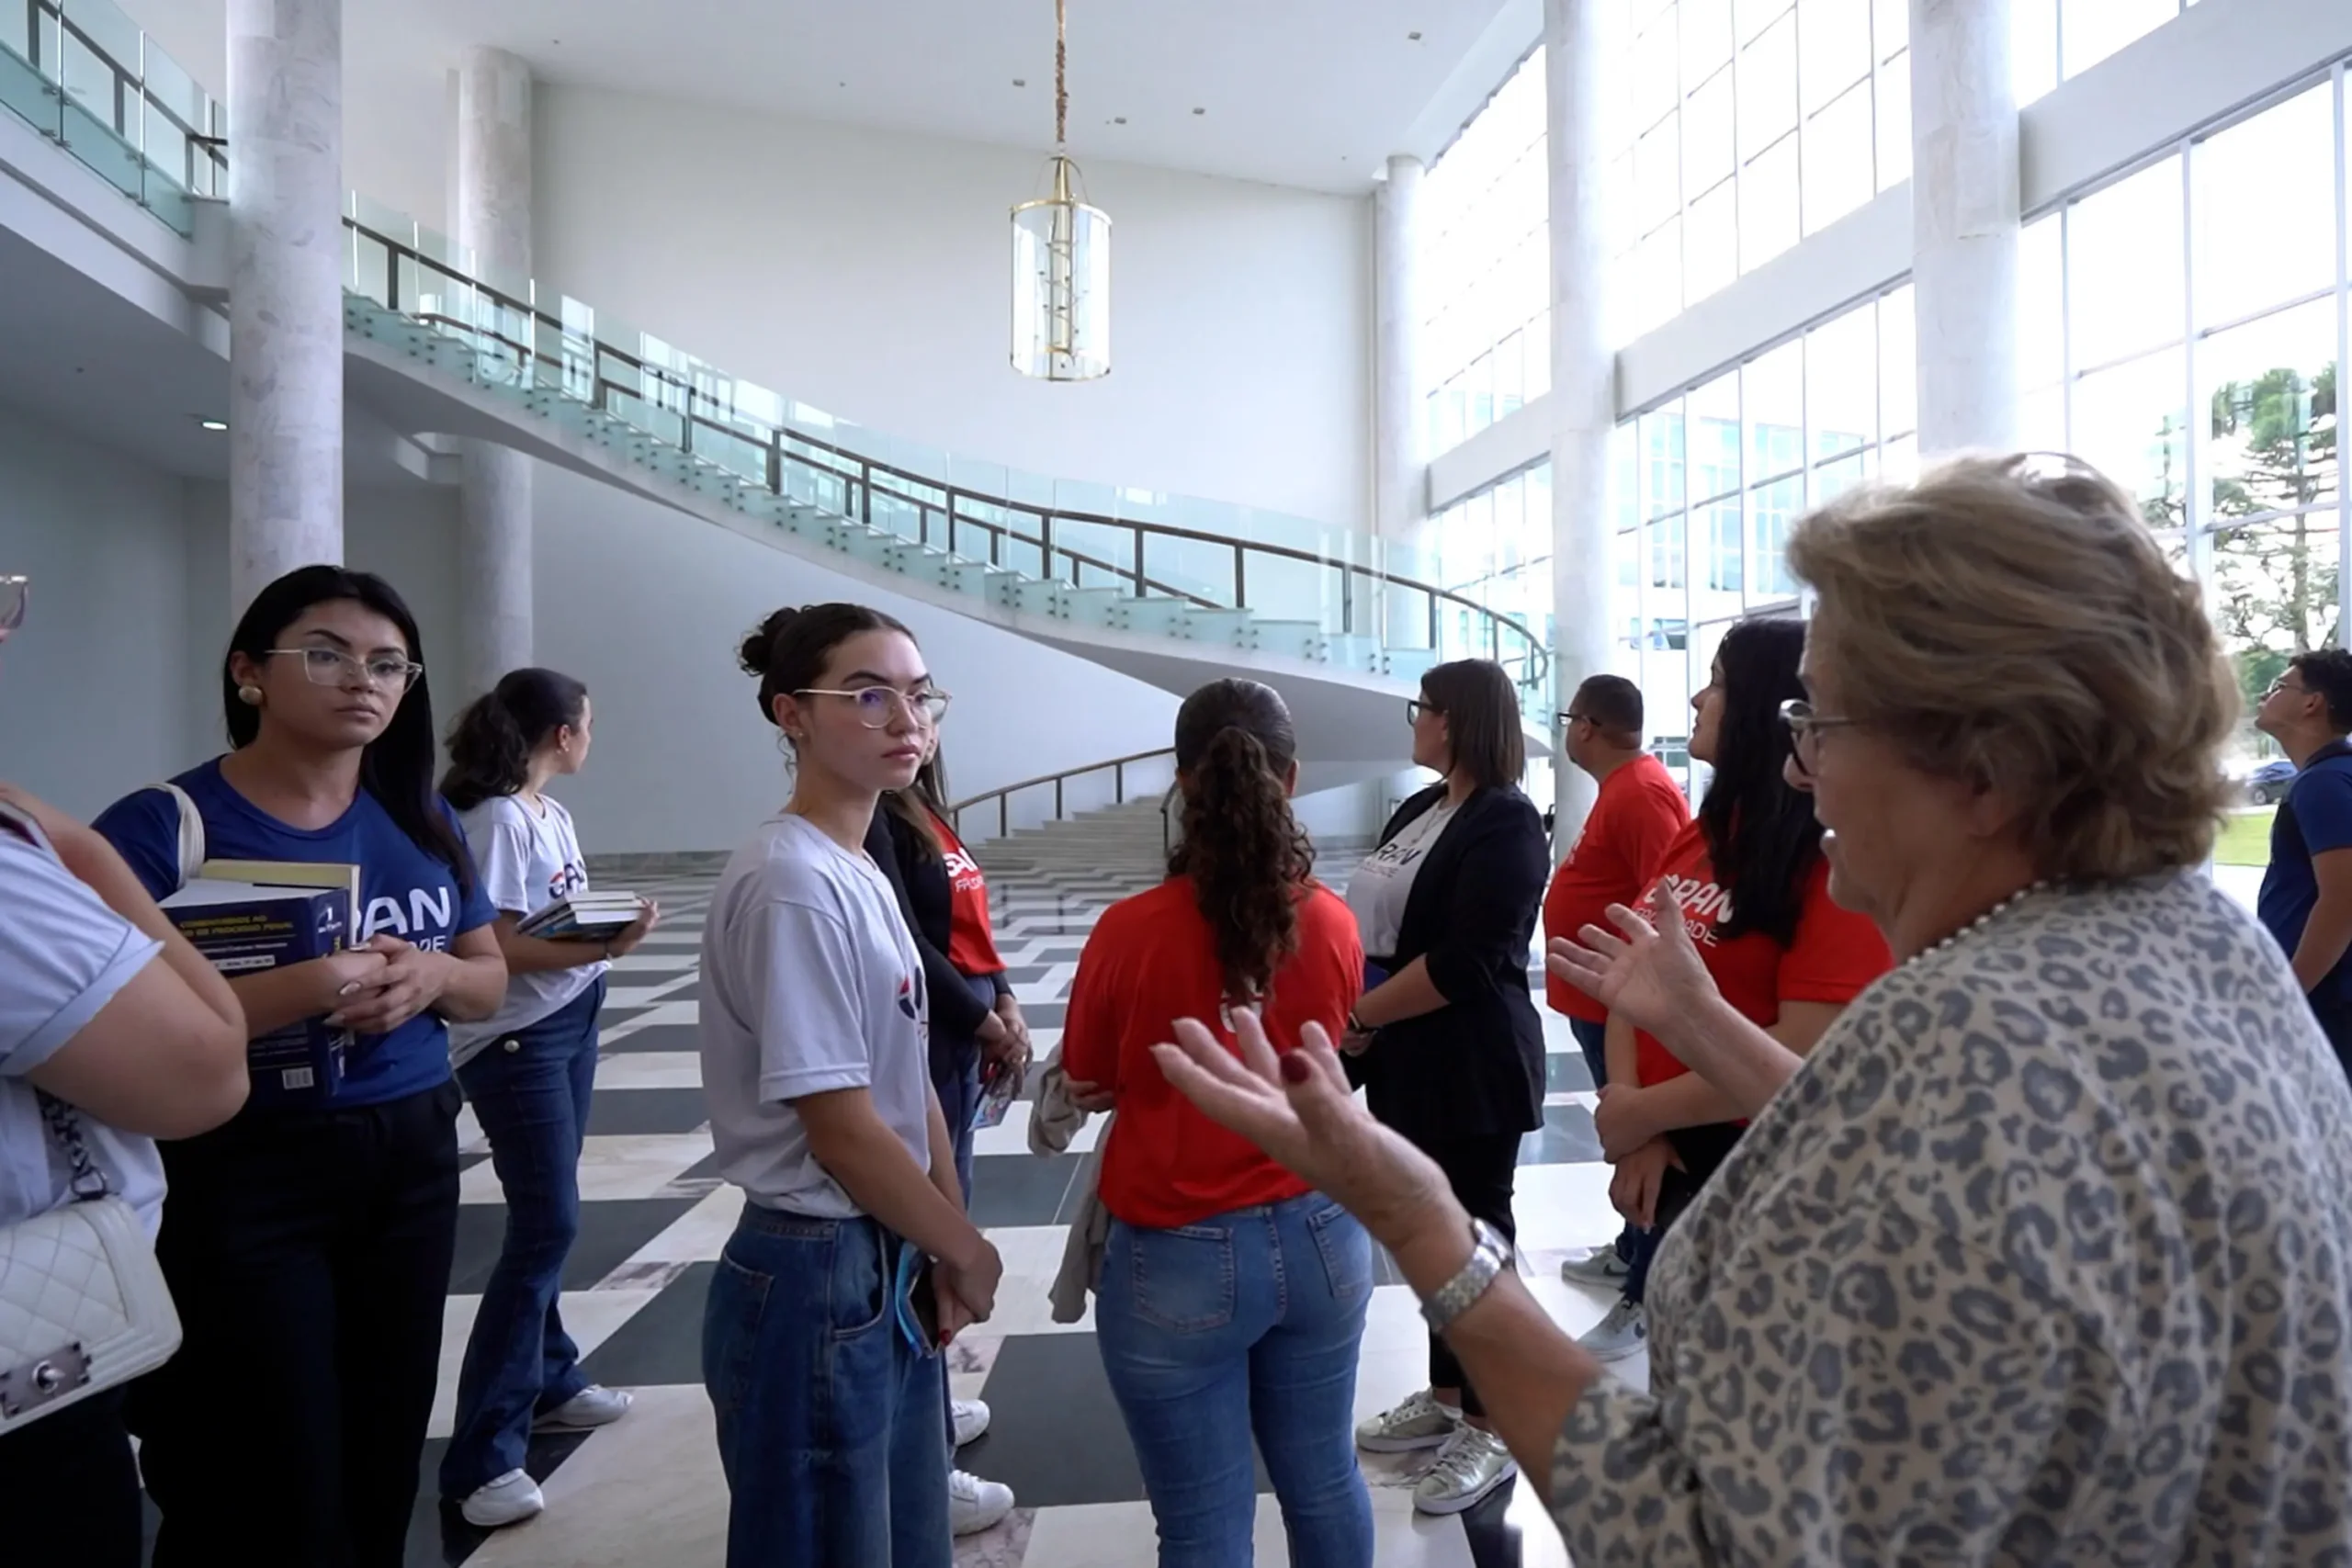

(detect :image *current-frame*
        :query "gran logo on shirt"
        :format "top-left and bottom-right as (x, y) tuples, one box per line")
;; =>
(547, 861), (588, 900)
(943, 846), (985, 892)
(1653, 873), (1731, 946)
(360, 886), (459, 951)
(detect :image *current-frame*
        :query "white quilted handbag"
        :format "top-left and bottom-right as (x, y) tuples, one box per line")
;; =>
(0, 1093), (183, 1433)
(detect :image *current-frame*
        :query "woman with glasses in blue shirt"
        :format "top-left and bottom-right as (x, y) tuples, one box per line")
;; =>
(95, 565), (506, 1568)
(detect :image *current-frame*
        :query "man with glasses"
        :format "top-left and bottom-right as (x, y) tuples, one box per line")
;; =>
(1540, 675), (1689, 1288)
(2255, 649), (2352, 1079)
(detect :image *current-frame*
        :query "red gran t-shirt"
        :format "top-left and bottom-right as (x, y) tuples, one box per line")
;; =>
(1543, 753), (1691, 1022)
(1062, 876), (1362, 1229)
(927, 808), (1006, 976)
(1634, 819), (1893, 1088)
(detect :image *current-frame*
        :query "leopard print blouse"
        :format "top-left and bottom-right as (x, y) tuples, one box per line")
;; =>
(1550, 873), (2352, 1565)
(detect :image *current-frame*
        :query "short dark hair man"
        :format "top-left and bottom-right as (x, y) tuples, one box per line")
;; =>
(1541, 674), (1689, 1297)
(2254, 648), (2352, 1078)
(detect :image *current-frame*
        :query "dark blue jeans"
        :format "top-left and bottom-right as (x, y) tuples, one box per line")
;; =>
(1568, 1016), (1635, 1266)
(703, 1206), (950, 1568)
(439, 977), (605, 1498)
(932, 973), (994, 1201)
(1094, 1193), (1374, 1568)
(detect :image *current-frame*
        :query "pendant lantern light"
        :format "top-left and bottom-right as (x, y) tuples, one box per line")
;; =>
(1011, 0), (1110, 380)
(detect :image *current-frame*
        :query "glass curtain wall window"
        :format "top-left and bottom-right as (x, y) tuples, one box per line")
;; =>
(1425, 462), (1559, 802)
(1424, 48), (1552, 458)
(2013, 0), (2199, 107)
(2017, 66), (2350, 769)
(1606, 285), (1914, 793)
(1608, 0), (1912, 342)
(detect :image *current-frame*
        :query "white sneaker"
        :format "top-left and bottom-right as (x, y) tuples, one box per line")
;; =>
(951, 1398), (991, 1448)
(1413, 1425), (1518, 1516)
(458, 1469), (545, 1529)
(950, 1469), (1015, 1536)
(1577, 1296), (1647, 1361)
(1354, 1387), (1462, 1453)
(534, 1385), (633, 1430)
(1558, 1245), (1632, 1287)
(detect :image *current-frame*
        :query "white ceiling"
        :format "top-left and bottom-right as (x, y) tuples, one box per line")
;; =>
(128, 0), (1537, 194)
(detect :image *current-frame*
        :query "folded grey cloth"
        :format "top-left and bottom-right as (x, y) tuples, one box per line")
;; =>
(1030, 1049), (1111, 1325)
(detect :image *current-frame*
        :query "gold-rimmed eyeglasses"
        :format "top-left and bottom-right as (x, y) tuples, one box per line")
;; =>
(797, 686), (953, 728)
(267, 647), (424, 690)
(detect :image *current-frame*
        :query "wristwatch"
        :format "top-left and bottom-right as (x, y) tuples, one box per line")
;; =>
(1419, 1217), (1512, 1333)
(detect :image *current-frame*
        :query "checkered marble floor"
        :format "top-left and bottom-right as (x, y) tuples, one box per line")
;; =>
(413, 860), (1629, 1568)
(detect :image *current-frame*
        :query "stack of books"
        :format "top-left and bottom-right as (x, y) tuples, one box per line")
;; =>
(517, 891), (643, 942)
(164, 859), (361, 1104)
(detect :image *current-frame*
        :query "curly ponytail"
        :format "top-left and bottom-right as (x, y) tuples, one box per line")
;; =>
(1168, 680), (1315, 1002)
(441, 667), (588, 810)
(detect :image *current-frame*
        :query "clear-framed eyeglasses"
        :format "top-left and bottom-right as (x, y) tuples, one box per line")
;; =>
(796, 686), (954, 728)
(0, 576), (26, 644)
(267, 647), (424, 690)
(1779, 698), (1860, 771)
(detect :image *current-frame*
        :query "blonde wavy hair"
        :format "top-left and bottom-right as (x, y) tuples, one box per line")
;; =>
(1787, 452), (2238, 881)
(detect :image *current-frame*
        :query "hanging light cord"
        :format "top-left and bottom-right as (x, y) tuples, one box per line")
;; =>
(1054, 0), (1069, 152)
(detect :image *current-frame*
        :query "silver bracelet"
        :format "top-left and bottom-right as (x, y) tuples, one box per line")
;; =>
(1419, 1217), (1512, 1333)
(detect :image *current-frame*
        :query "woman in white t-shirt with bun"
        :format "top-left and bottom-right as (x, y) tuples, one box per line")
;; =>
(435, 668), (658, 1530)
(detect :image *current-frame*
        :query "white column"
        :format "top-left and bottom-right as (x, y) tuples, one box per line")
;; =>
(1374, 155), (1427, 546)
(455, 47), (536, 696)
(1544, 0), (1617, 852)
(226, 0), (344, 612)
(1910, 0), (2019, 454)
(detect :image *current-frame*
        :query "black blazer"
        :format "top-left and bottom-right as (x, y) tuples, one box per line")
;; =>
(1350, 782), (1549, 1145)
(864, 806), (1011, 1070)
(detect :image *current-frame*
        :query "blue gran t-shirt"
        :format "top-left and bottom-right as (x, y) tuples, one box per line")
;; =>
(94, 758), (495, 1108)
(2258, 743), (2352, 1009)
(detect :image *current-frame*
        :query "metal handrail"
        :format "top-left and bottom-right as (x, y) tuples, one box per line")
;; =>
(348, 218), (1550, 682)
(21, 0), (229, 198)
(948, 748), (1176, 842)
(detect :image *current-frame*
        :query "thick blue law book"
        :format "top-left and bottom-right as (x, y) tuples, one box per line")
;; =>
(162, 864), (359, 1105)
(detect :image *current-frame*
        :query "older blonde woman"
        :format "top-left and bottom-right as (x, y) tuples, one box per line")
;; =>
(1149, 454), (2352, 1563)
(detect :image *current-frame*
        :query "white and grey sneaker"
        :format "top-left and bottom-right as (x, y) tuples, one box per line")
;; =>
(1577, 1296), (1648, 1361)
(1413, 1425), (1518, 1516)
(1558, 1245), (1632, 1287)
(458, 1469), (545, 1529)
(949, 1469), (1015, 1536)
(533, 1385), (633, 1430)
(1354, 1387), (1462, 1453)
(951, 1398), (991, 1449)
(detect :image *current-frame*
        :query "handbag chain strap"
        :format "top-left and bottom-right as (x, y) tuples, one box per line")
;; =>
(37, 1092), (111, 1202)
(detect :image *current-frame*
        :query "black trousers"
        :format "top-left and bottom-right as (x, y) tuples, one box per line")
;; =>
(1624, 1122), (1746, 1306)
(0, 1386), (141, 1568)
(1418, 1131), (1521, 1419)
(136, 1078), (463, 1568)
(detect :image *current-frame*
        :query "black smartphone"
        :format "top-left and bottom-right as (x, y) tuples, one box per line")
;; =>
(910, 1256), (942, 1348)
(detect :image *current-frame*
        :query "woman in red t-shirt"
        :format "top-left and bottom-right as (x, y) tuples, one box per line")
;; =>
(1062, 678), (1373, 1568)
(1577, 617), (1892, 1363)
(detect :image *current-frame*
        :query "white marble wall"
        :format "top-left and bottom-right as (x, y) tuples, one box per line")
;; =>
(1910, 0), (2021, 456)
(1544, 0), (1618, 855)
(226, 0), (345, 611)
(456, 47), (537, 697)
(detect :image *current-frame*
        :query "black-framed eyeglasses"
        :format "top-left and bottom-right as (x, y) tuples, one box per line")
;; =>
(1407, 698), (1442, 724)
(267, 647), (424, 690)
(0, 575), (26, 642)
(1780, 698), (1860, 766)
(797, 686), (954, 728)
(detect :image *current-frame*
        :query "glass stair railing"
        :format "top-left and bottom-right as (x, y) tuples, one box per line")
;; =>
(1, 0), (1549, 712)
(339, 202), (1548, 708)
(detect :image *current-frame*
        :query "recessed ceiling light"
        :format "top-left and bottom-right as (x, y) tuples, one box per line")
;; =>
(198, 418), (227, 431)
(1114, 116), (1127, 125)
(1013, 77), (1026, 87)
(1192, 107), (1205, 116)
(1408, 30), (1423, 40)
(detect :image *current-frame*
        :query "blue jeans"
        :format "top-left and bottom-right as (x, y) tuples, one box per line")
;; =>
(703, 1206), (950, 1568)
(1094, 1194), (1374, 1568)
(931, 972), (994, 1201)
(1568, 1016), (1635, 1266)
(440, 977), (605, 1498)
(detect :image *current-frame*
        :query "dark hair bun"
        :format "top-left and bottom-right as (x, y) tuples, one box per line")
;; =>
(739, 608), (797, 679)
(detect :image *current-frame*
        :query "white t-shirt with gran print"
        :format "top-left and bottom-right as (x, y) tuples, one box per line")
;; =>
(1345, 799), (1461, 959)
(448, 793), (606, 1065)
(700, 812), (932, 1217)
